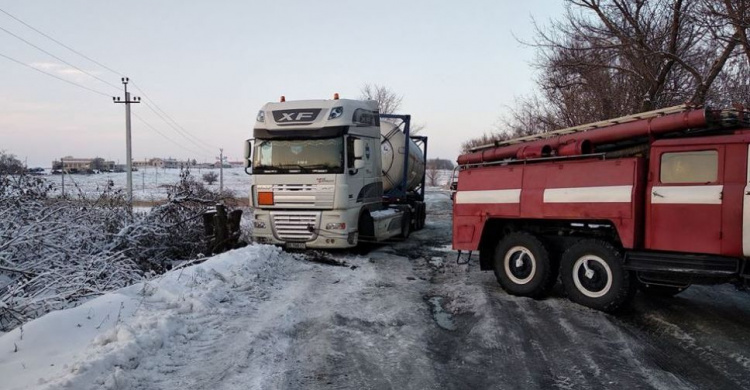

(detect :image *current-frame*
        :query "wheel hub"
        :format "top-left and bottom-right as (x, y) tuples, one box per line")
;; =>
(572, 255), (613, 298)
(504, 246), (536, 285)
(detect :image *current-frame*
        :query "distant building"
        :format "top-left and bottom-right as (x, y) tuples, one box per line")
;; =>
(52, 156), (115, 172)
(133, 157), (185, 169)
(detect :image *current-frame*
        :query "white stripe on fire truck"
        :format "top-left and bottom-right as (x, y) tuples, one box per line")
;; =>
(650, 185), (723, 205)
(455, 189), (521, 204)
(543, 185), (633, 203)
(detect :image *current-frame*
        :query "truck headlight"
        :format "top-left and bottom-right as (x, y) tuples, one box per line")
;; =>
(328, 106), (344, 119)
(253, 220), (266, 229)
(325, 222), (346, 230)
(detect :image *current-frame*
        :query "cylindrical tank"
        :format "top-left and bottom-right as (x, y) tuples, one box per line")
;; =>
(380, 121), (425, 192)
(457, 108), (711, 165)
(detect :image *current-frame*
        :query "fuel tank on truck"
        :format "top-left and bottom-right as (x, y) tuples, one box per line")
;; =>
(380, 121), (425, 192)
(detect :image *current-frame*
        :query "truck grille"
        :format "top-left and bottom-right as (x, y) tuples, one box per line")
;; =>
(270, 184), (334, 208)
(271, 211), (320, 241)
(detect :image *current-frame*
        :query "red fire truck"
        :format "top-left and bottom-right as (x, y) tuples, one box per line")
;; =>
(452, 105), (750, 312)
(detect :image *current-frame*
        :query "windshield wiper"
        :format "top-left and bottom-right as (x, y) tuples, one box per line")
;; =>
(304, 164), (337, 170)
(275, 163), (309, 172)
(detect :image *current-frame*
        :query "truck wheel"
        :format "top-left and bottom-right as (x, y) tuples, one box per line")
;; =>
(358, 213), (374, 241)
(560, 239), (635, 312)
(414, 204), (423, 231)
(493, 232), (554, 298)
(400, 210), (411, 239)
(418, 203), (426, 230)
(638, 282), (690, 297)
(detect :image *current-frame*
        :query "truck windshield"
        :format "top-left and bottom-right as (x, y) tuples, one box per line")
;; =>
(253, 137), (344, 174)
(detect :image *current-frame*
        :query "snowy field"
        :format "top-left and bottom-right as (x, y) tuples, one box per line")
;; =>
(40, 168), (252, 202)
(39, 168), (454, 202)
(2, 187), (750, 389)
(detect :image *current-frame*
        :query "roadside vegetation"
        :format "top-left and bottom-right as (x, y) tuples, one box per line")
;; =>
(462, 0), (750, 152)
(0, 152), (239, 331)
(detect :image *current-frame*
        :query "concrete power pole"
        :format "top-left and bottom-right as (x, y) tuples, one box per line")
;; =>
(113, 77), (140, 206)
(60, 157), (65, 197)
(219, 148), (224, 193)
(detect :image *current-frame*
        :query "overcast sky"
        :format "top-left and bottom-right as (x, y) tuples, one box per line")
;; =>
(0, 1), (565, 167)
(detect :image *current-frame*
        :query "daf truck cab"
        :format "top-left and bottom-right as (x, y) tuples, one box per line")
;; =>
(244, 96), (426, 249)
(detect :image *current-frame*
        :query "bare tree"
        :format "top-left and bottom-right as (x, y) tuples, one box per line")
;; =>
(0, 151), (23, 174)
(90, 157), (106, 172)
(426, 160), (440, 187)
(460, 0), (749, 155)
(360, 84), (403, 114)
(461, 132), (502, 154)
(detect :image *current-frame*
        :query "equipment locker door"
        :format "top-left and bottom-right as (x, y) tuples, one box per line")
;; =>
(646, 145), (725, 254)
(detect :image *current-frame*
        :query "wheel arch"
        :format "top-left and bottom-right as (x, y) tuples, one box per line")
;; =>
(477, 218), (625, 271)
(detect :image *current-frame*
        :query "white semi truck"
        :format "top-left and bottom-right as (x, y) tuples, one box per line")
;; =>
(244, 96), (427, 249)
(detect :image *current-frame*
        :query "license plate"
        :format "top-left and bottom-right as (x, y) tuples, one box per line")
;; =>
(286, 242), (306, 249)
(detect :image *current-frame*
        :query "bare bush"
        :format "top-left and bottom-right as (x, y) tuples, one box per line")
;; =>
(0, 168), (236, 331)
(202, 171), (218, 185)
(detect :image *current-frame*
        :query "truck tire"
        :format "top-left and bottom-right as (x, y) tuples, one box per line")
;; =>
(560, 239), (635, 312)
(493, 232), (555, 298)
(358, 212), (374, 241)
(638, 282), (690, 297)
(399, 210), (411, 239)
(415, 203), (425, 231)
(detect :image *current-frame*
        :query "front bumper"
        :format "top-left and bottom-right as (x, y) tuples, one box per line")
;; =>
(251, 209), (359, 248)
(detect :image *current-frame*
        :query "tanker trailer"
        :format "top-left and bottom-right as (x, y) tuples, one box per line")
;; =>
(245, 97), (427, 249)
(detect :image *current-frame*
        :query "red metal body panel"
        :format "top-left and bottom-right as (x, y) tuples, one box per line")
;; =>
(453, 129), (750, 259)
(645, 134), (750, 257)
(453, 158), (645, 251)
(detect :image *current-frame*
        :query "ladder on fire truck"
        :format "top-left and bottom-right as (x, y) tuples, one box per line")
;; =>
(469, 104), (693, 153)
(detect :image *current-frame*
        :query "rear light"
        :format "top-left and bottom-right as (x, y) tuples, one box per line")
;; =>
(258, 191), (274, 205)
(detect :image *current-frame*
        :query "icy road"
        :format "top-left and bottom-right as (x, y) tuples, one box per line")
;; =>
(2, 190), (750, 389)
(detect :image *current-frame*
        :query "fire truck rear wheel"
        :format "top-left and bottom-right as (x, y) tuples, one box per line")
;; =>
(493, 232), (554, 298)
(560, 239), (636, 312)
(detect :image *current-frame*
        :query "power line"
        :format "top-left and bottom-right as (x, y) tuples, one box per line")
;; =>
(0, 7), (123, 77)
(140, 99), (215, 154)
(130, 81), (216, 151)
(0, 51), (111, 97)
(0, 23), (120, 90)
(132, 112), (212, 158)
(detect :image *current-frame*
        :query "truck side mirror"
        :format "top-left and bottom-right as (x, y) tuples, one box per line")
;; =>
(244, 139), (253, 175)
(354, 159), (365, 169)
(353, 139), (365, 159)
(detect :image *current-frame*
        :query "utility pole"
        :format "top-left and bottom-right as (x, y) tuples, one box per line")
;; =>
(113, 77), (140, 206)
(219, 148), (224, 193)
(60, 157), (65, 197)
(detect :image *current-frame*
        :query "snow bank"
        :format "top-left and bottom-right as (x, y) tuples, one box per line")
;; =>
(370, 208), (398, 218)
(0, 244), (285, 390)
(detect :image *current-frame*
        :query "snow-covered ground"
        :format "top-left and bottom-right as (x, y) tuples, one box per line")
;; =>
(40, 168), (455, 202)
(2, 188), (750, 389)
(40, 168), (252, 202)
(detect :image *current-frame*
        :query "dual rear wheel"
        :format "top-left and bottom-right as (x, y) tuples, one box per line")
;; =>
(493, 234), (635, 312)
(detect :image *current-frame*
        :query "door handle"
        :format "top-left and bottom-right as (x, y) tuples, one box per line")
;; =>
(653, 191), (664, 198)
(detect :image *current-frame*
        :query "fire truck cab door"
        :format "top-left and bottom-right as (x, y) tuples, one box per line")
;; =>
(647, 145), (725, 254)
